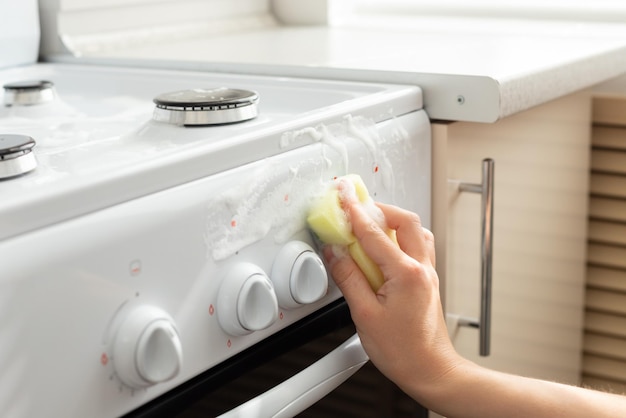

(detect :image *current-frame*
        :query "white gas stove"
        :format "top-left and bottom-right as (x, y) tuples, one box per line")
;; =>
(0, 2), (431, 417)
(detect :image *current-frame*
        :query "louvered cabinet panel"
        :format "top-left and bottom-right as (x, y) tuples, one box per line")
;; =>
(583, 355), (626, 383)
(586, 289), (626, 316)
(589, 197), (626, 222)
(593, 96), (626, 126)
(587, 266), (626, 292)
(582, 92), (626, 394)
(585, 311), (626, 337)
(590, 173), (626, 197)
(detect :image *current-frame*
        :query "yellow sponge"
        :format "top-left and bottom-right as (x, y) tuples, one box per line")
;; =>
(307, 174), (396, 292)
(306, 174), (368, 245)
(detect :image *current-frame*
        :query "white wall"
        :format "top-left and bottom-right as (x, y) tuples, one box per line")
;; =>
(39, 0), (272, 56)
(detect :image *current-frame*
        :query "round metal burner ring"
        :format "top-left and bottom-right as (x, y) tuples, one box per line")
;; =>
(0, 134), (37, 179)
(152, 87), (259, 126)
(3, 80), (56, 107)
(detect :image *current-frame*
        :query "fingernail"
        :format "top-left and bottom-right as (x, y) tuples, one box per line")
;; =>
(337, 179), (358, 204)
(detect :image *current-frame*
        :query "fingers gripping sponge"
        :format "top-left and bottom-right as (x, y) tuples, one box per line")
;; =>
(307, 174), (396, 291)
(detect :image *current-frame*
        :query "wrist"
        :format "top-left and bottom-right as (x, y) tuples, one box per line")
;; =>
(401, 349), (475, 412)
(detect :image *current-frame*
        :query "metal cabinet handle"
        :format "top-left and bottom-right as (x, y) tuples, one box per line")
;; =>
(458, 158), (494, 356)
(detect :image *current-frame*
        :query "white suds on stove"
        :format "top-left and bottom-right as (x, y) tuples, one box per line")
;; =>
(336, 176), (387, 230)
(204, 115), (410, 261)
(0, 95), (150, 153)
(279, 127), (323, 148)
(205, 159), (327, 260)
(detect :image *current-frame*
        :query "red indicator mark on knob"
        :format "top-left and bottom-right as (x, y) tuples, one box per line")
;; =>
(373, 164), (379, 173)
(209, 304), (215, 316)
(230, 219), (237, 228)
(100, 353), (109, 366)
(279, 312), (284, 320)
(227, 339), (232, 348)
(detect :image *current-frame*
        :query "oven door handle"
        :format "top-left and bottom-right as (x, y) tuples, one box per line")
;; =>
(217, 333), (368, 418)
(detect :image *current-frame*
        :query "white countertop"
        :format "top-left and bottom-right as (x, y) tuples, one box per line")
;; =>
(55, 16), (626, 122)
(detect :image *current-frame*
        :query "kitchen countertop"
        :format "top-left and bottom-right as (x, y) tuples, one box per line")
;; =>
(52, 15), (626, 122)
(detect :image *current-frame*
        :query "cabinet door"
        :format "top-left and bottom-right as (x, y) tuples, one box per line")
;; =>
(434, 91), (591, 385)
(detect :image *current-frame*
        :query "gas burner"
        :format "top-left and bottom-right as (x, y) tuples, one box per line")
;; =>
(0, 134), (37, 179)
(152, 87), (259, 126)
(3, 80), (56, 107)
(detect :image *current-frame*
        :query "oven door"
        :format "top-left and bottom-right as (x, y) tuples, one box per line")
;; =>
(123, 299), (367, 417)
(126, 300), (428, 418)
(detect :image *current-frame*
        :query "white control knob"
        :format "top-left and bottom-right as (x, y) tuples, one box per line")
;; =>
(112, 305), (183, 389)
(217, 263), (279, 336)
(271, 241), (329, 309)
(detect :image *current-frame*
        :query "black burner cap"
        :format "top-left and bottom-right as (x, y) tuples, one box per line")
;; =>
(0, 134), (36, 158)
(153, 88), (258, 109)
(3, 80), (54, 92)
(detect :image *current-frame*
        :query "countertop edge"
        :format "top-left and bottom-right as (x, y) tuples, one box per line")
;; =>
(44, 55), (503, 123)
(45, 49), (626, 123)
(497, 45), (626, 119)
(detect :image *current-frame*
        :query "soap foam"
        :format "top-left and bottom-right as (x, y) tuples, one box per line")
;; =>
(337, 176), (388, 232)
(206, 158), (328, 260)
(319, 124), (349, 172)
(0, 95), (150, 156)
(204, 115), (409, 260)
(279, 127), (323, 149)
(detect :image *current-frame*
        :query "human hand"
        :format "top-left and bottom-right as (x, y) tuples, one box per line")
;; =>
(326, 183), (626, 417)
(325, 187), (463, 403)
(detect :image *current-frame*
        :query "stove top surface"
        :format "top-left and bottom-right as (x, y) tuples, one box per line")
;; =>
(0, 63), (422, 240)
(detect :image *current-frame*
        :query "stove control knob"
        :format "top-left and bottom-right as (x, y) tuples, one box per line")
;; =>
(112, 305), (183, 389)
(271, 241), (328, 309)
(217, 263), (279, 336)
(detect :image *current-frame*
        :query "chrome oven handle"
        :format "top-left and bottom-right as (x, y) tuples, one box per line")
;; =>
(217, 333), (368, 418)
(458, 158), (494, 356)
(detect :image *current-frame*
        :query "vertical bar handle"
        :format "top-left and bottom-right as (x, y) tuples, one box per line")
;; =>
(458, 158), (494, 356)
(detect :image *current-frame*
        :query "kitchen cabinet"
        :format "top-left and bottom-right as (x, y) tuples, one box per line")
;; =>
(581, 89), (626, 394)
(431, 91), (592, 392)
